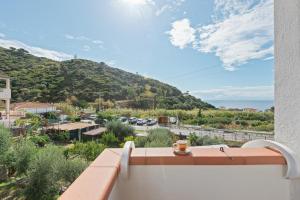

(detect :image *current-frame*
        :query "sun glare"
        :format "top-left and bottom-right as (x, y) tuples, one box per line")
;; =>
(115, 0), (153, 18)
(121, 0), (148, 6)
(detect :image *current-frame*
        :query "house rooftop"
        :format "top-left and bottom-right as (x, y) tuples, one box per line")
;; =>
(12, 102), (55, 110)
(50, 122), (96, 131)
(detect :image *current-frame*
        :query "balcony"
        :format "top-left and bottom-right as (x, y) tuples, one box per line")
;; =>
(0, 88), (11, 99)
(60, 141), (296, 200)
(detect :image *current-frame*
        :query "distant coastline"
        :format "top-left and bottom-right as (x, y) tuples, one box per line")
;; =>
(206, 100), (274, 111)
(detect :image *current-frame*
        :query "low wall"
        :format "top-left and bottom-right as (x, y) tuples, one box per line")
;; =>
(109, 165), (290, 200)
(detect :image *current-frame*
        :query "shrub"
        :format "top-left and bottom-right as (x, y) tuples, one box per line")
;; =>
(0, 125), (12, 159)
(188, 134), (224, 146)
(106, 120), (134, 141)
(29, 134), (50, 147)
(100, 132), (119, 147)
(58, 158), (87, 184)
(96, 112), (114, 125)
(49, 131), (70, 142)
(14, 139), (37, 175)
(188, 133), (199, 146)
(25, 145), (87, 200)
(25, 146), (65, 200)
(66, 142), (106, 161)
(146, 128), (173, 147)
(135, 128), (174, 148)
(135, 136), (148, 147)
(0, 125), (14, 180)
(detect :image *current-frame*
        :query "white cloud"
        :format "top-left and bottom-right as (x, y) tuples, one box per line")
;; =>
(196, 0), (274, 70)
(155, 0), (185, 16)
(0, 38), (72, 61)
(155, 4), (171, 16)
(83, 45), (91, 51)
(0, 33), (5, 38)
(65, 34), (104, 49)
(191, 85), (274, 100)
(166, 18), (196, 49)
(92, 40), (103, 44)
(65, 34), (89, 41)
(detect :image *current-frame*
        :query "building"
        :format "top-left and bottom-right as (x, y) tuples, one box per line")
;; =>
(11, 102), (56, 114)
(48, 122), (106, 141)
(60, 2), (300, 200)
(0, 75), (11, 119)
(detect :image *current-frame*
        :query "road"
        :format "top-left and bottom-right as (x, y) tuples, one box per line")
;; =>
(132, 125), (274, 142)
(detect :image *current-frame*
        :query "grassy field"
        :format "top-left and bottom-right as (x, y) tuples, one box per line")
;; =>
(100, 108), (274, 132)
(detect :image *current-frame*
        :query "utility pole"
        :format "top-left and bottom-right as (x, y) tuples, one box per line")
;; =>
(97, 92), (101, 112)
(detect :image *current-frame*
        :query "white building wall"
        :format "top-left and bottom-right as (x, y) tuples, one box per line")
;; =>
(109, 165), (290, 200)
(274, 0), (300, 199)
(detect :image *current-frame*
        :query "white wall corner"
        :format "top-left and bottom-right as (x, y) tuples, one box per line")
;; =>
(274, 0), (300, 199)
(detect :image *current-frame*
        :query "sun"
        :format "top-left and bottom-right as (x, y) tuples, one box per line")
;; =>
(121, 0), (149, 6)
(114, 0), (153, 18)
(121, 0), (154, 6)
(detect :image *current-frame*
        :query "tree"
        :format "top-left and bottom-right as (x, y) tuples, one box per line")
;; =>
(15, 139), (37, 175)
(0, 125), (13, 180)
(58, 158), (87, 184)
(0, 125), (12, 158)
(100, 132), (119, 147)
(66, 142), (106, 161)
(25, 145), (87, 200)
(106, 121), (134, 141)
(25, 146), (65, 200)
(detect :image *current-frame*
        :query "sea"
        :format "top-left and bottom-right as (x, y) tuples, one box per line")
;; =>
(206, 100), (274, 111)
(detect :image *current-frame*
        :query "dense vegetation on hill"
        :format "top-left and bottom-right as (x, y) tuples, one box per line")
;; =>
(0, 47), (213, 110)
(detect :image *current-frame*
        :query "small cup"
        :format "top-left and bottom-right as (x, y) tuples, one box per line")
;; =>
(173, 140), (188, 152)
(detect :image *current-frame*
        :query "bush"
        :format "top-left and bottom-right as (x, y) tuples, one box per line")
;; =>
(135, 128), (174, 148)
(14, 139), (37, 175)
(188, 134), (224, 146)
(25, 146), (65, 200)
(49, 131), (70, 142)
(66, 142), (106, 161)
(106, 120), (134, 141)
(0, 126), (13, 180)
(25, 145), (87, 200)
(29, 134), (50, 147)
(100, 132), (119, 147)
(58, 158), (87, 184)
(135, 136), (148, 147)
(0, 125), (12, 158)
(96, 112), (114, 125)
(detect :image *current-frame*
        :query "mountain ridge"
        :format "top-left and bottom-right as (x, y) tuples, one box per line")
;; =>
(0, 46), (214, 110)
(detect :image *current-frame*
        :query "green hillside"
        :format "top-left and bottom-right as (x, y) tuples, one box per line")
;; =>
(0, 47), (214, 109)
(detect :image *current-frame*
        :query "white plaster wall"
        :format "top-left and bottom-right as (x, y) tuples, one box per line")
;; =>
(109, 165), (290, 200)
(275, 0), (300, 159)
(274, 1), (300, 199)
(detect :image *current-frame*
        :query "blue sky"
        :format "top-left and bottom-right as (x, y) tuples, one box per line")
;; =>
(0, 0), (274, 100)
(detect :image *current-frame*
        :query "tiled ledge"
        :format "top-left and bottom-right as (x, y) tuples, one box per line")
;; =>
(59, 149), (122, 200)
(60, 147), (285, 200)
(130, 147), (286, 165)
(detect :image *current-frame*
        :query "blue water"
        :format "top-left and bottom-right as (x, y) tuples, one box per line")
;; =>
(207, 100), (274, 111)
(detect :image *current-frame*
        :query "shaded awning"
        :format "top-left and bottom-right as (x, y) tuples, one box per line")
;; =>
(83, 127), (107, 136)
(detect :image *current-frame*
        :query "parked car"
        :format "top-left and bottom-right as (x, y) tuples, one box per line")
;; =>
(129, 117), (138, 124)
(118, 117), (128, 124)
(169, 117), (177, 124)
(137, 119), (147, 126)
(146, 119), (157, 126)
(89, 114), (98, 120)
